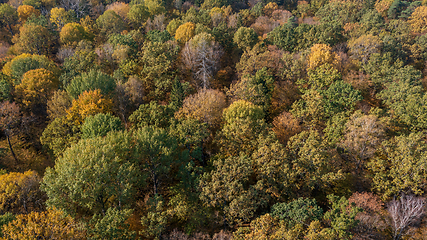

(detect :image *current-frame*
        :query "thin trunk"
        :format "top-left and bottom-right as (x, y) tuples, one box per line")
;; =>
(6, 134), (18, 164)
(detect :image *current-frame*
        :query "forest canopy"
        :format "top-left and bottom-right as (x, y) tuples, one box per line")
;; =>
(1, 0), (427, 239)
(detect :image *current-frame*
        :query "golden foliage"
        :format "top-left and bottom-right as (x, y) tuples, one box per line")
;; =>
(408, 6), (427, 34)
(15, 68), (59, 107)
(17, 5), (40, 23)
(374, 0), (393, 17)
(66, 89), (113, 125)
(60, 22), (87, 47)
(1, 208), (86, 239)
(0, 170), (43, 214)
(307, 44), (341, 70)
(174, 22), (196, 43)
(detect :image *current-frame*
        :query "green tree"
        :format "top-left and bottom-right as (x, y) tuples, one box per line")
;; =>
(139, 40), (179, 101)
(66, 70), (116, 99)
(2, 53), (59, 82)
(271, 198), (323, 228)
(133, 126), (177, 195)
(127, 4), (149, 29)
(13, 23), (54, 56)
(129, 101), (174, 129)
(233, 26), (258, 51)
(81, 113), (124, 139)
(0, 4), (18, 37)
(40, 116), (80, 157)
(323, 194), (362, 239)
(368, 133), (427, 200)
(228, 67), (274, 115)
(88, 208), (136, 240)
(41, 134), (139, 216)
(286, 130), (345, 198)
(96, 10), (127, 37)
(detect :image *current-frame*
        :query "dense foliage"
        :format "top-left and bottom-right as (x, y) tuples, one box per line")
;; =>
(1, 0), (427, 239)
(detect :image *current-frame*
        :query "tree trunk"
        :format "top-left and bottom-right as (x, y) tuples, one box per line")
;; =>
(6, 134), (18, 164)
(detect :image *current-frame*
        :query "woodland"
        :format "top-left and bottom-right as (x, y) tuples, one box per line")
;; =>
(1, 0), (427, 238)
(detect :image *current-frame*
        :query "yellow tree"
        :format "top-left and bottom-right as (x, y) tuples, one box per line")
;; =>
(15, 68), (59, 108)
(59, 22), (87, 47)
(16, 5), (40, 23)
(50, 7), (73, 29)
(0, 170), (44, 214)
(66, 89), (113, 125)
(174, 22), (196, 43)
(307, 44), (341, 70)
(408, 6), (427, 34)
(1, 208), (86, 239)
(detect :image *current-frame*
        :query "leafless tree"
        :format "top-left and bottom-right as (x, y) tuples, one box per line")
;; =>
(182, 33), (223, 89)
(59, 0), (90, 18)
(387, 194), (425, 240)
(0, 101), (21, 163)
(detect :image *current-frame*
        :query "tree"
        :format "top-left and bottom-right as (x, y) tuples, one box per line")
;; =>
(175, 88), (227, 131)
(323, 194), (362, 240)
(13, 23), (54, 56)
(60, 22), (87, 47)
(139, 40), (179, 101)
(47, 90), (72, 120)
(0, 101), (21, 163)
(307, 44), (341, 70)
(96, 10), (127, 37)
(174, 22), (196, 43)
(286, 130), (345, 197)
(144, 0), (165, 15)
(271, 198), (323, 228)
(133, 126), (177, 195)
(0, 171), (44, 215)
(15, 68), (59, 108)
(341, 112), (384, 171)
(348, 34), (382, 64)
(129, 101), (174, 129)
(81, 113), (124, 139)
(1, 208), (86, 239)
(408, 6), (427, 34)
(127, 4), (149, 29)
(106, 2), (130, 21)
(267, 22), (296, 52)
(49, 7), (73, 29)
(200, 154), (259, 225)
(387, 194), (425, 240)
(368, 133), (427, 200)
(66, 70), (116, 99)
(40, 116), (80, 157)
(272, 111), (301, 145)
(88, 208), (136, 240)
(216, 100), (268, 156)
(41, 134), (139, 216)
(17, 5), (39, 23)
(228, 67), (274, 115)
(233, 26), (258, 51)
(58, 0), (89, 18)
(66, 89), (113, 125)
(2, 53), (59, 82)
(0, 4), (18, 37)
(182, 32), (223, 89)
